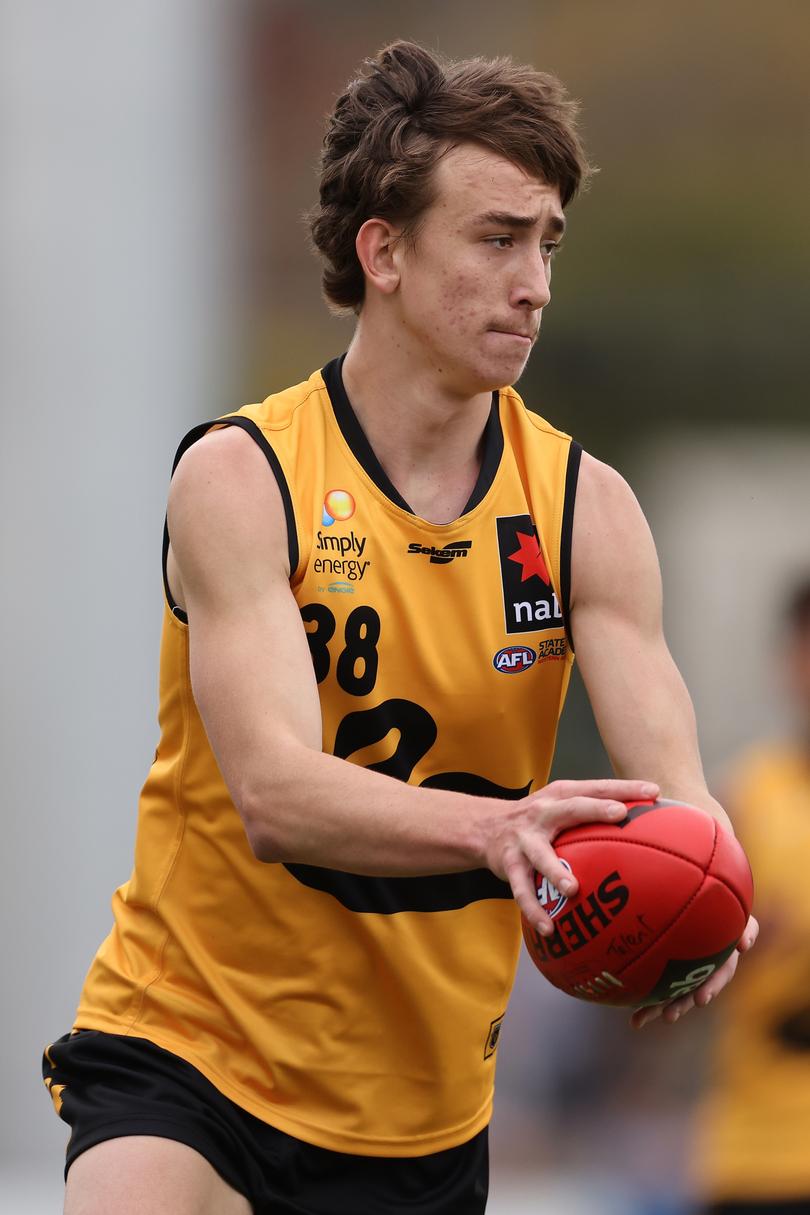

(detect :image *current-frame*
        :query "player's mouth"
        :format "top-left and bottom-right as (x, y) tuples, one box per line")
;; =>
(488, 328), (535, 346)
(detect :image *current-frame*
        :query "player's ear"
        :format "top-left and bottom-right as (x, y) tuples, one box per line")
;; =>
(355, 219), (402, 296)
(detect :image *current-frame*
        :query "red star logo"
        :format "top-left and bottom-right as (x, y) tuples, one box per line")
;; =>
(508, 531), (550, 584)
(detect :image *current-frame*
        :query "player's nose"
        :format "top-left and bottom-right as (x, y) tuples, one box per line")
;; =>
(511, 251), (551, 312)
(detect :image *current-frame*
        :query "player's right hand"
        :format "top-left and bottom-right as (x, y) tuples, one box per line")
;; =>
(482, 778), (659, 935)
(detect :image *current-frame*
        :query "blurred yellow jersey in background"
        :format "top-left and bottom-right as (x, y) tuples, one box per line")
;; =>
(693, 742), (810, 1202)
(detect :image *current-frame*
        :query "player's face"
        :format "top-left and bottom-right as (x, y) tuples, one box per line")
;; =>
(394, 142), (565, 394)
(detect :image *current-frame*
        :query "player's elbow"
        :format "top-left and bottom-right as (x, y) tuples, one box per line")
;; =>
(240, 804), (285, 863)
(238, 787), (285, 865)
(238, 781), (296, 864)
(226, 738), (318, 863)
(248, 829), (285, 865)
(215, 731), (311, 863)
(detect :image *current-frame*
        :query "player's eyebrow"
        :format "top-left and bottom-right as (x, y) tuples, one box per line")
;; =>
(474, 210), (567, 237)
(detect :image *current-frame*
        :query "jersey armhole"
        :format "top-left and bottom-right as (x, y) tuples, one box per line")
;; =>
(559, 440), (582, 654)
(161, 415), (299, 625)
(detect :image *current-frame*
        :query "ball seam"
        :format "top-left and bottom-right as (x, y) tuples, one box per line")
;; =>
(559, 837), (708, 868)
(616, 820), (722, 980)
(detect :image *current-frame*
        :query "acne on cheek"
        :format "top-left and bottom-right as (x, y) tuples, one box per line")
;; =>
(439, 274), (484, 325)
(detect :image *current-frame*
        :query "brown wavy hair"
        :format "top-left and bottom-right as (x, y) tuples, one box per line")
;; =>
(308, 40), (593, 314)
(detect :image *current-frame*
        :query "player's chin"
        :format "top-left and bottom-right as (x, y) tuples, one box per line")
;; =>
(474, 345), (534, 390)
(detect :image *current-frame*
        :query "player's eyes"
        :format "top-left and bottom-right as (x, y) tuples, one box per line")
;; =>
(485, 236), (562, 257)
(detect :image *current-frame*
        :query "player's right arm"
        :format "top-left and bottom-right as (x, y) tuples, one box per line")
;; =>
(168, 426), (655, 932)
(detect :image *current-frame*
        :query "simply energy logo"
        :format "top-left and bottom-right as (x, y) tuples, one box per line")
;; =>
(315, 489), (370, 582)
(314, 530), (370, 582)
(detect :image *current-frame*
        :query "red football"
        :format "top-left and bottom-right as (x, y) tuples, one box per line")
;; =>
(521, 799), (754, 1007)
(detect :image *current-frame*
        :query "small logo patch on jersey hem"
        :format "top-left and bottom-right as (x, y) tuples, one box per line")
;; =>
(484, 1014), (505, 1060)
(493, 645), (536, 674)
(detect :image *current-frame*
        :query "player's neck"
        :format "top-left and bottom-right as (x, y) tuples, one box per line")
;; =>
(342, 334), (494, 524)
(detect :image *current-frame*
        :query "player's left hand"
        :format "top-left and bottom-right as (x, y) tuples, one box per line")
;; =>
(630, 914), (759, 1029)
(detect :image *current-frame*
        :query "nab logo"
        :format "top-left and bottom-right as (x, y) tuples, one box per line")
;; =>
(493, 645), (536, 674)
(407, 541), (472, 565)
(496, 514), (563, 635)
(534, 860), (572, 919)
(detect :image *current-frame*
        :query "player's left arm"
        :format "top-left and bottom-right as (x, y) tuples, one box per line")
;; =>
(569, 452), (758, 1028)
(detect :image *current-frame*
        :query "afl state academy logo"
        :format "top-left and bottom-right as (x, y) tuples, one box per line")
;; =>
(496, 514), (563, 635)
(493, 645), (536, 674)
(535, 860), (573, 919)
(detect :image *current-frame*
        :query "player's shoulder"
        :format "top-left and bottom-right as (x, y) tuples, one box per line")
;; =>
(500, 387), (647, 540)
(570, 452), (659, 607)
(500, 383), (572, 447)
(576, 451), (641, 515)
(167, 413), (292, 582)
(172, 366), (327, 482)
(168, 368), (327, 515)
(225, 365), (327, 435)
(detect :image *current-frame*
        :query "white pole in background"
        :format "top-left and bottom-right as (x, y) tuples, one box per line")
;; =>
(0, 0), (242, 1187)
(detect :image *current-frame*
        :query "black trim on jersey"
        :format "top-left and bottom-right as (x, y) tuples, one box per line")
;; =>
(321, 354), (504, 519)
(559, 440), (582, 654)
(464, 400), (504, 513)
(161, 416), (299, 625)
(322, 356), (411, 513)
(283, 863), (513, 914)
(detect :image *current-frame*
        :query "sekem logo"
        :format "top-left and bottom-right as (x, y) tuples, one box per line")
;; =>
(407, 541), (473, 565)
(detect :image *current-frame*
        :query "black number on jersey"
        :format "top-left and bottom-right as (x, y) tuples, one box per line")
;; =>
(284, 699), (527, 912)
(336, 605), (380, 696)
(285, 696), (524, 913)
(285, 651), (531, 910)
(334, 697), (531, 800)
(301, 603), (336, 683)
(301, 604), (381, 697)
(335, 699), (437, 780)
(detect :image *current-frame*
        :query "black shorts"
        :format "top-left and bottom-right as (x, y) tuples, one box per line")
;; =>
(706, 1204), (810, 1215)
(42, 1030), (489, 1215)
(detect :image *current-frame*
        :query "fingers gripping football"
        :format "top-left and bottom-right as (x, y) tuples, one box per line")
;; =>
(630, 914), (759, 1028)
(485, 778), (659, 933)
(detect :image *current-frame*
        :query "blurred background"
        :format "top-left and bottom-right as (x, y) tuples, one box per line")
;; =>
(2, 0), (808, 1210)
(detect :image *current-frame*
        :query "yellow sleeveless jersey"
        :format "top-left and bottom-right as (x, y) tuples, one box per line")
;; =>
(692, 742), (810, 1200)
(74, 356), (580, 1156)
